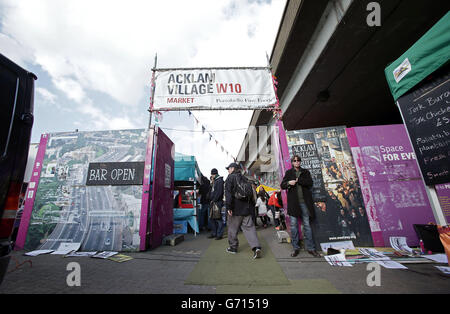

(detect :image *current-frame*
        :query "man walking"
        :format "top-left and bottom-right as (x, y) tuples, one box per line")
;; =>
(224, 162), (262, 259)
(281, 155), (322, 258)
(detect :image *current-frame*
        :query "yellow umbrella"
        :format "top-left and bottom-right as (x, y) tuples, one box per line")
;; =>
(256, 184), (278, 193)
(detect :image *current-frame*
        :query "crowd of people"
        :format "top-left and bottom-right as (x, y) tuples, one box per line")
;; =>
(190, 151), (376, 260)
(194, 156), (328, 260)
(198, 169), (287, 230)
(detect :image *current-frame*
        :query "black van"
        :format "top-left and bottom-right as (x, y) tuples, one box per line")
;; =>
(0, 53), (36, 284)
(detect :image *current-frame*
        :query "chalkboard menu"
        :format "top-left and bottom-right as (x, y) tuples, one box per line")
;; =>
(86, 161), (145, 186)
(291, 143), (326, 201)
(397, 65), (449, 186)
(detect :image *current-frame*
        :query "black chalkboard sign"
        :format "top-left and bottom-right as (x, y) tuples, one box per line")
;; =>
(86, 161), (145, 186)
(397, 65), (449, 186)
(291, 144), (327, 201)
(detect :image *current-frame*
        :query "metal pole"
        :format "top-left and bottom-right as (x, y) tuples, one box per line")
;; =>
(154, 66), (271, 72)
(265, 51), (271, 70)
(148, 53), (158, 129)
(194, 180), (197, 237)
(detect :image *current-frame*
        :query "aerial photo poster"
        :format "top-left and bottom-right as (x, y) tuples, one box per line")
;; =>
(20, 129), (149, 252)
(286, 126), (373, 247)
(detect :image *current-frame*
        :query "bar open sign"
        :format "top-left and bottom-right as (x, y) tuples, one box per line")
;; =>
(86, 162), (145, 186)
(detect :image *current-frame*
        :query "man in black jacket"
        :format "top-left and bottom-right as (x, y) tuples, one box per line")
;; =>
(208, 168), (225, 240)
(198, 175), (211, 232)
(224, 163), (262, 259)
(281, 155), (321, 258)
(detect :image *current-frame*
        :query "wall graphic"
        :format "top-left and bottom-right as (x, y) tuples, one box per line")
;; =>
(347, 124), (436, 246)
(286, 126), (373, 247)
(23, 129), (148, 252)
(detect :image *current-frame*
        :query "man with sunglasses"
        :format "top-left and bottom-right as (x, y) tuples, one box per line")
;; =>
(281, 155), (322, 258)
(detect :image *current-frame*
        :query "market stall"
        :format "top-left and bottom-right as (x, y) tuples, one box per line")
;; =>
(172, 153), (202, 234)
(384, 11), (449, 226)
(384, 11), (449, 262)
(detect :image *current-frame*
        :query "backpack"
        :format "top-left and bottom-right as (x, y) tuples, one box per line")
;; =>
(234, 174), (254, 201)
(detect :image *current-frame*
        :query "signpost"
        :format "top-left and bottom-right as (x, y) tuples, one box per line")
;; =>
(86, 162), (145, 186)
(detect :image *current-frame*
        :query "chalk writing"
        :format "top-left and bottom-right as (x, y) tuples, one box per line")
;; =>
(397, 66), (450, 185)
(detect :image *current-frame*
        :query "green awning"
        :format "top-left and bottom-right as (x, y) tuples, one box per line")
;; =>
(384, 11), (450, 101)
(174, 152), (202, 183)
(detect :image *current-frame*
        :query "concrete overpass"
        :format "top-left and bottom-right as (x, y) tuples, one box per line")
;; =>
(237, 0), (450, 185)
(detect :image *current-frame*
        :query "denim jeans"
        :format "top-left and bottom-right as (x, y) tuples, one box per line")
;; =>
(210, 218), (224, 237)
(289, 202), (316, 251)
(198, 203), (209, 230)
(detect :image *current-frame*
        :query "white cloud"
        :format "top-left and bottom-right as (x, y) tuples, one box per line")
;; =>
(0, 33), (33, 67)
(188, 1), (285, 67)
(161, 109), (253, 177)
(1, 0), (286, 166)
(36, 87), (57, 104)
(52, 77), (86, 103)
(1, 0), (284, 101)
(73, 100), (135, 131)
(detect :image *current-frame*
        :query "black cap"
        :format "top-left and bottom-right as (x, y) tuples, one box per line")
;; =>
(211, 168), (218, 175)
(226, 162), (240, 170)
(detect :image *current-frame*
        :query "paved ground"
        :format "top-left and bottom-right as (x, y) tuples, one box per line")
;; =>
(1, 225), (449, 296)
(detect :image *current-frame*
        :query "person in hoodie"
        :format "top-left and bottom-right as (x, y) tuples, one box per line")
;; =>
(208, 168), (225, 240)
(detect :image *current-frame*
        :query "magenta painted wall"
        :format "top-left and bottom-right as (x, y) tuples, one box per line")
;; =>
(347, 124), (436, 247)
(148, 127), (174, 249)
(435, 183), (450, 224)
(15, 134), (49, 250)
(139, 128), (155, 251)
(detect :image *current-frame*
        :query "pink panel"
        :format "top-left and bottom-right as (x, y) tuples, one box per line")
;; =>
(149, 127), (174, 249)
(139, 128), (155, 251)
(15, 134), (49, 250)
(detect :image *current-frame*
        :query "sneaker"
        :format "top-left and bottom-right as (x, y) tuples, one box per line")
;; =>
(253, 248), (262, 259)
(207, 235), (216, 239)
(215, 236), (223, 240)
(226, 247), (237, 254)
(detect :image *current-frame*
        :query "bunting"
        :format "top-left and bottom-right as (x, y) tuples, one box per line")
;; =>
(184, 112), (271, 186)
(186, 111), (238, 162)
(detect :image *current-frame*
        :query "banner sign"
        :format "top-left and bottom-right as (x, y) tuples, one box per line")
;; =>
(86, 162), (145, 186)
(152, 67), (277, 110)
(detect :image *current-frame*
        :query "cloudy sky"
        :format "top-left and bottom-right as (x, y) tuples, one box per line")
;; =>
(0, 0), (286, 177)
